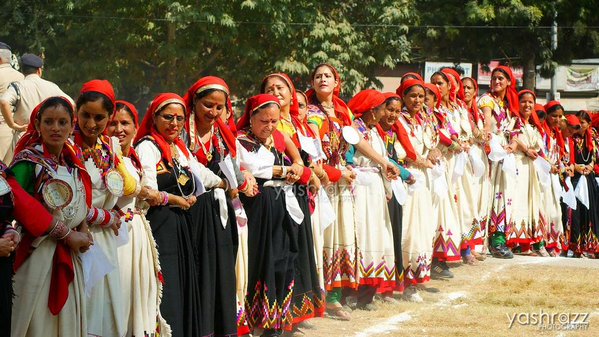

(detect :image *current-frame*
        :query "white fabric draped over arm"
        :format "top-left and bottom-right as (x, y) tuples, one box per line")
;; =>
(135, 140), (161, 190)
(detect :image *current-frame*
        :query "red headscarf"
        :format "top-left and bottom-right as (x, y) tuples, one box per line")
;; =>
(12, 96), (92, 315)
(397, 79), (425, 100)
(578, 110), (595, 154)
(518, 89), (545, 136)
(236, 94), (281, 131)
(347, 89), (386, 119)
(183, 76), (237, 158)
(112, 100), (142, 168)
(544, 100), (562, 113)
(401, 72), (423, 82)
(134, 93), (190, 165)
(441, 68), (464, 104)
(376, 92), (417, 161)
(79, 79), (116, 113)
(305, 64), (352, 126)
(423, 83), (441, 109)
(492, 65), (520, 118)
(461, 77), (480, 124)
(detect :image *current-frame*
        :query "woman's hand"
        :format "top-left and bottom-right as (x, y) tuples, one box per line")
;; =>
(170, 195), (192, 210)
(309, 173), (321, 194)
(525, 148), (539, 159)
(186, 195), (197, 207)
(65, 230), (93, 253)
(385, 164), (400, 180)
(427, 148), (442, 165)
(341, 167), (356, 184)
(286, 163), (304, 184)
(0, 237), (15, 257)
(241, 171), (259, 196)
(504, 142), (518, 154)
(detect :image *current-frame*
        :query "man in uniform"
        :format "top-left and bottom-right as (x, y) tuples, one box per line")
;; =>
(0, 43), (24, 163)
(0, 53), (70, 162)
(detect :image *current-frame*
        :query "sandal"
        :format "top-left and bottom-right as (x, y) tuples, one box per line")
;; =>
(326, 304), (352, 321)
(472, 251), (486, 261)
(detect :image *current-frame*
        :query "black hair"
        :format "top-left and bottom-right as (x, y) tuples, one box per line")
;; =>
(253, 102), (280, 115)
(76, 91), (114, 115)
(403, 84), (425, 98)
(491, 68), (511, 80)
(431, 71), (450, 83)
(576, 110), (591, 124)
(546, 104), (564, 115)
(536, 110), (547, 121)
(310, 63), (337, 81)
(115, 102), (136, 123)
(22, 65), (38, 75)
(194, 88), (229, 112)
(37, 96), (74, 122)
(385, 96), (401, 106)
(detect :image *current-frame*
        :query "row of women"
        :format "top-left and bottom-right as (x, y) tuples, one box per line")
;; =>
(1, 62), (598, 337)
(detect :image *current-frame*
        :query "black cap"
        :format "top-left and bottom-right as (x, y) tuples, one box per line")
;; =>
(21, 53), (43, 68)
(0, 42), (10, 51)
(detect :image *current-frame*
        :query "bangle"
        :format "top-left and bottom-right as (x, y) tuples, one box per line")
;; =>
(281, 166), (288, 177)
(57, 228), (72, 240)
(161, 192), (169, 206)
(48, 219), (69, 239)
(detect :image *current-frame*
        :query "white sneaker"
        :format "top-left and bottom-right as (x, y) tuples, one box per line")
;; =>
(402, 286), (423, 303)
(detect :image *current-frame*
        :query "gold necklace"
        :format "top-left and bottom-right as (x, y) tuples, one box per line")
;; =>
(198, 126), (214, 162)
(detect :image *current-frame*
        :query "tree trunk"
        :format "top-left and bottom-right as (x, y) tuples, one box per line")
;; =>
(522, 52), (536, 90)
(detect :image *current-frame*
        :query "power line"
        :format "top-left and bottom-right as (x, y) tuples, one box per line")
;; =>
(51, 14), (599, 30)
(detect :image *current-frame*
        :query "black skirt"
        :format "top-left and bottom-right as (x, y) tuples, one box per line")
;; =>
(290, 184), (324, 323)
(189, 190), (239, 337)
(147, 164), (201, 337)
(387, 196), (403, 290)
(240, 183), (295, 331)
(570, 173), (599, 254)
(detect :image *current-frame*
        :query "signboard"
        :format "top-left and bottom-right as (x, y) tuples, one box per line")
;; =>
(424, 62), (472, 82)
(478, 61), (523, 86)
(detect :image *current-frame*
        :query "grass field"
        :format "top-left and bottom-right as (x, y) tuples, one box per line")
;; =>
(298, 256), (598, 337)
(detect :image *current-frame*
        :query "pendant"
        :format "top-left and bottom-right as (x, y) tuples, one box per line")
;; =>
(178, 172), (190, 186)
(206, 152), (213, 162)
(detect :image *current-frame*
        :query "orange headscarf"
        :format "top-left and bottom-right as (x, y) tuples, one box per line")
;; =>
(134, 93), (190, 165)
(12, 96), (92, 315)
(492, 65), (520, 118)
(376, 92), (418, 161)
(347, 89), (385, 119)
(183, 76), (237, 158)
(518, 89), (545, 136)
(460, 77), (480, 124)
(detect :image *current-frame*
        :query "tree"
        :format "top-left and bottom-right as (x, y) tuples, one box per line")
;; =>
(412, 0), (599, 90)
(0, 0), (417, 112)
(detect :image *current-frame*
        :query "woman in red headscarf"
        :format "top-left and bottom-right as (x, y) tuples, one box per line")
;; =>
(236, 94), (308, 337)
(73, 79), (139, 337)
(134, 93), (227, 337)
(345, 89), (401, 308)
(504, 90), (548, 256)
(11, 96), (94, 336)
(261, 73), (325, 331)
(106, 100), (169, 336)
(542, 101), (567, 254)
(395, 79), (437, 301)
(568, 110), (599, 257)
(460, 76), (491, 260)
(305, 64), (357, 320)
(376, 92), (416, 297)
(425, 70), (465, 274)
(479, 66), (521, 259)
(183, 76), (255, 337)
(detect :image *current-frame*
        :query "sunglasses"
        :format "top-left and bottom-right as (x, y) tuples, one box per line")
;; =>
(158, 113), (185, 124)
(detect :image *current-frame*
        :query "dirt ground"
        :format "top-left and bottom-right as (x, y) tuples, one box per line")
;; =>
(297, 255), (599, 337)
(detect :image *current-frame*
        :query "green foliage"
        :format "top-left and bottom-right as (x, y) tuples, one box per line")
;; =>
(0, 0), (417, 109)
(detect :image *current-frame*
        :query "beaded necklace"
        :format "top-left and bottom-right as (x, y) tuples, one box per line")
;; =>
(81, 138), (112, 173)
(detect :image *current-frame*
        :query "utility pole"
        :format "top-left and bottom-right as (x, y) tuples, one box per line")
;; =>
(549, 7), (559, 101)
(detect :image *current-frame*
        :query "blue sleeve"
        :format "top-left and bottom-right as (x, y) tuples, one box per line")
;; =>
(389, 158), (412, 181)
(345, 145), (356, 166)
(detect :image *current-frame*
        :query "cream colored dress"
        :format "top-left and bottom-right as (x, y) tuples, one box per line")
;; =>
(82, 137), (126, 337)
(351, 122), (396, 290)
(12, 162), (88, 337)
(116, 156), (170, 337)
(398, 111), (436, 285)
(507, 123), (546, 247)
